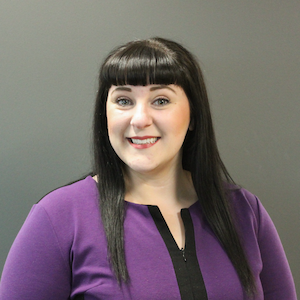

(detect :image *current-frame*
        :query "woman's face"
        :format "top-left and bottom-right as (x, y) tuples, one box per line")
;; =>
(106, 84), (191, 176)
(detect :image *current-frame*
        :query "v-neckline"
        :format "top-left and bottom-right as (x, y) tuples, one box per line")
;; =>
(147, 205), (187, 251)
(148, 205), (208, 300)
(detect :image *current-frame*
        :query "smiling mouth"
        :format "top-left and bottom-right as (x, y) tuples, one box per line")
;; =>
(129, 137), (160, 145)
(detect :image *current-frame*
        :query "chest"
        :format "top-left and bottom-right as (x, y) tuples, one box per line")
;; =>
(70, 204), (263, 300)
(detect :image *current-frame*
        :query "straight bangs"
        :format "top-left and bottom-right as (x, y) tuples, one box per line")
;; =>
(100, 41), (187, 88)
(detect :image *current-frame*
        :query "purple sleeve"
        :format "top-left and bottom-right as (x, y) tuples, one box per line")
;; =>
(0, 204), (71, 300)
(255, 197), (297, 299)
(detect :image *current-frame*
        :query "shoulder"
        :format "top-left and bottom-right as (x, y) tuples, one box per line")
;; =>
(227, 186), (266, 235)
(29, 175), (100, 237)
(36, 175), (99, 215)
(227, 186), (297, 298)
(227, 185), (280, 241)
(0, 176), (101, 298)
(24, 175), (101, 252)
(229, 186), (259, 211)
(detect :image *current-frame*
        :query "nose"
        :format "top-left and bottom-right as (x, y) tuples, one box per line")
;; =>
(130, 103), (152, 129)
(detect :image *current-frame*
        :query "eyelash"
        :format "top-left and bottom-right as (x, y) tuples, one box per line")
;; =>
(115, 97), (170, 107)
(153, 98), (170, 106)
(116, 98), (132, 106)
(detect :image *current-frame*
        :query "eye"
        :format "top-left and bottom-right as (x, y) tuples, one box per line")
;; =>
(116, 97), (132, 106)
(153, 98), (170, 106)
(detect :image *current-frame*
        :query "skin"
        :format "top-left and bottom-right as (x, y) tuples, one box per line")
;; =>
(105, 84), (198, 249)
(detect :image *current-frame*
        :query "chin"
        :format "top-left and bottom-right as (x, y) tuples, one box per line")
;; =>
(126, 162), (159, 175)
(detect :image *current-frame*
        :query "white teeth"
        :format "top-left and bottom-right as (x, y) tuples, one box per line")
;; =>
(131, 138), (158, 145)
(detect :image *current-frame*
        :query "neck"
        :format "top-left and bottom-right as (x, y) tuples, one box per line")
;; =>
(124, 164), (197, 211)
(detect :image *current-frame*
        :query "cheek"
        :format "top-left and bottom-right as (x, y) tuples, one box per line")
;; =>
(106, 110), (128, 141)
(106, 115), (116, 136)
(170, 107), (191, 136)
(107, 117), (121, 141)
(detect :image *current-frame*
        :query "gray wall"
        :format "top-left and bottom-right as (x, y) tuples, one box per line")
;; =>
(1, 0), (299, 294)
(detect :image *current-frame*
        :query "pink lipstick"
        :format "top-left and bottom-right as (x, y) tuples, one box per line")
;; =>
(127, 136), (160, 149)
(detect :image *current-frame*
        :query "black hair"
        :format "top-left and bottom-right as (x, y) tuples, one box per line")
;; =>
(93, 37), (256, 295)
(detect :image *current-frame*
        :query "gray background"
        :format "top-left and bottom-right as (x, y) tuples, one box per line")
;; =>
(0, 0), (299, 294)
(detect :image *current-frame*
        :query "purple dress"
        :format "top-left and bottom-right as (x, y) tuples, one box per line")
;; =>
(0, 176), (297, 299)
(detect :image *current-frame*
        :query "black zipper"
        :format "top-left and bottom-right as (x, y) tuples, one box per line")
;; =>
(181, 248), (187, 262)
(148, 205), (208, 300)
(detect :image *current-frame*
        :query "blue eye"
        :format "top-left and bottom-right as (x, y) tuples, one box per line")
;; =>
(153, 98), (169, 106)
(116, 98), (132, 106)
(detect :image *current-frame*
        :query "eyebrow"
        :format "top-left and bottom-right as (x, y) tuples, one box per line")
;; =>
(149, 85), (176, 93)
(111, 85), (176, 94)
(111, 86), (132, 93)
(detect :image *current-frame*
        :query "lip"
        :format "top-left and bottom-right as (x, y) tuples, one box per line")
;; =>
(127, 136), (160, 149)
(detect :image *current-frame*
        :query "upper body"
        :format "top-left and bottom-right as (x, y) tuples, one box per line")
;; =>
(0, 38), (297, 299)
(0, 175), (297, 299)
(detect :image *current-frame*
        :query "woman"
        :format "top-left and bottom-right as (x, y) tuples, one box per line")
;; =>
(0, 38), (296, 299)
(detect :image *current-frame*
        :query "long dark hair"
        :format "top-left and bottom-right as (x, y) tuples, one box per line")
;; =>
(93, 37), (256, 295)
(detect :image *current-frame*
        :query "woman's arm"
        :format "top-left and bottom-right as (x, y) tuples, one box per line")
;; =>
(255, 197), (297, 299)
(0, 204), (71, 300)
